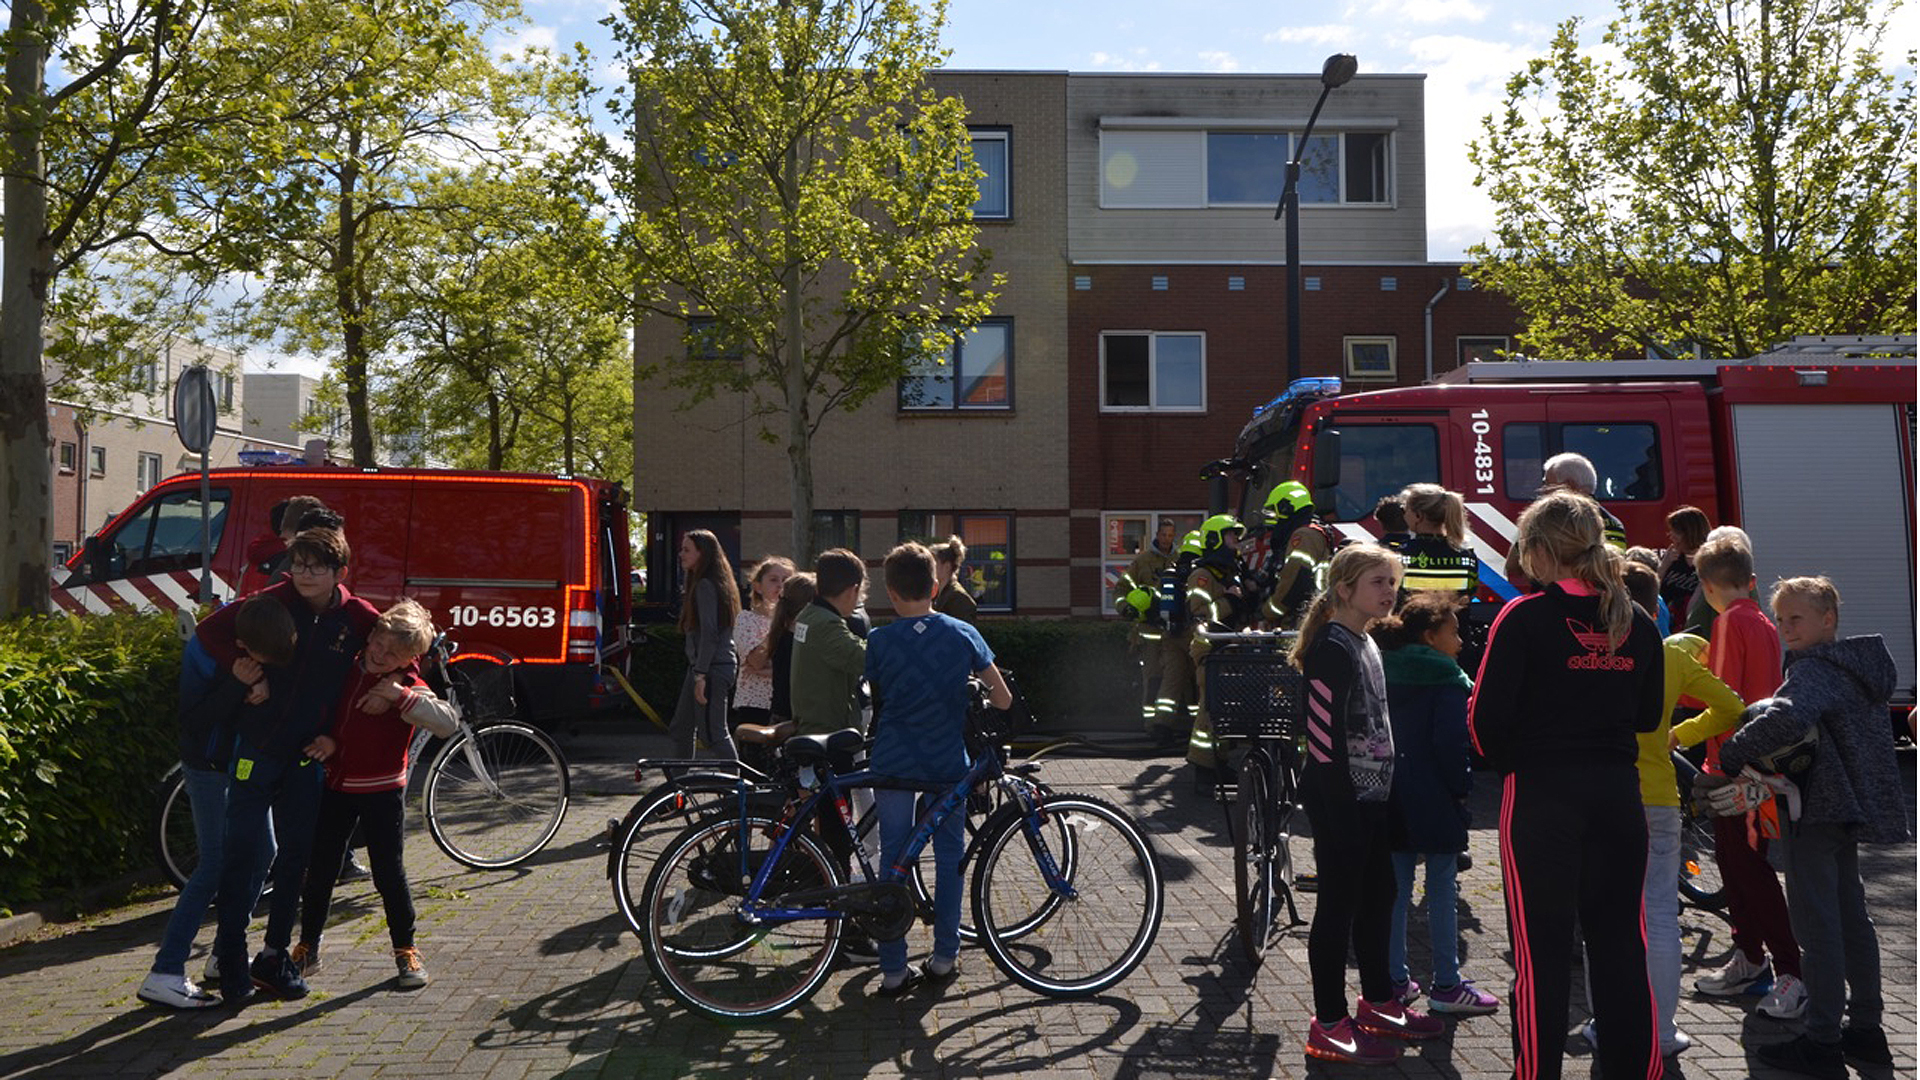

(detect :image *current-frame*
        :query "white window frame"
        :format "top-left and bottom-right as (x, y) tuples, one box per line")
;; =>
(1457, 336), (1510, 365)
(1099, 331), (1208, 413)
(1101, 124), (1394, 209)
(88, 444), (107, 476)
(969, 128), (1010, 221)
(1343, 336), (1398, 383)
(136, 451), (164, 494)
(1099, 511), (1203, 614)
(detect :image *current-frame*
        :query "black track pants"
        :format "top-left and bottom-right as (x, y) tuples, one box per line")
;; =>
(1301, 790), (1396, 1024)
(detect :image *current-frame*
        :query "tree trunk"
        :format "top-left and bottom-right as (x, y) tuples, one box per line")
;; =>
(781, 136), (814, 561)
(336, 128), (375, 466)
(486, 392), (503, 469)
(0, 0), (53, 617)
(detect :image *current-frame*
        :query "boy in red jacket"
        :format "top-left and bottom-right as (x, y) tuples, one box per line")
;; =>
(1671, 534), (1801, 1015)
(296, 599), (456, 989)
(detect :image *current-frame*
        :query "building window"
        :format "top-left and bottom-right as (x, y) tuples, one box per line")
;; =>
(1343, 336), (1396, 382)
(1458, 336), (1509, 365)
(969, 129), (1010, 220)
(88, 445), (107, 476)
(134, 360), (158, 394)
(136, 452), (164, 494)
(810, 510), (859, 561)
(214, 371), (236, 413)
(901, 319), (1011, 411)
(1100, 511), (1203, 610)
(685, 317), (742, 361)
(897, 512), (1015, 612)
(52, 541), (73, 565)
(58, 441), (76, 473)
(1103, 127), (1393, 208)
(1101, 331), (1205, 411)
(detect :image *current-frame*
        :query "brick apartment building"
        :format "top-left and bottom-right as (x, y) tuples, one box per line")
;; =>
(631, 69), (1522, 617)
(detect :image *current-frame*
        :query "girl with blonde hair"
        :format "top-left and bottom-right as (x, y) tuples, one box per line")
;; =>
(1468, 492), (1664, 1080)
(1289, 544), (1446, 1064)
(1397, 484), (1477, 598)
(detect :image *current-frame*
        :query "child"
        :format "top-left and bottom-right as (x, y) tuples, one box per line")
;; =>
(789, 549), (867, 737)
(863, 542), (1010, 996)
(1289, 543), (1442, 1064)
(733, 555), (795, 735)
(1372, 494), (1411, 551)
(1369, 593), (1498, 1017)
(1718, 577), (1905, 1078)
(671, 530), (740, 760)
(295, 599), (457, 989)
(1468, 492), (1663, 1080)
(1670, 534), (1802, 1015)
(137, 598), (296, 1008)
(202, 526), (380, 1004)
(1581, 562), (1745, 1058)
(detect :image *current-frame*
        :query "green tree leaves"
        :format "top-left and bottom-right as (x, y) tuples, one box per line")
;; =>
(1468, 0), (1915, 359)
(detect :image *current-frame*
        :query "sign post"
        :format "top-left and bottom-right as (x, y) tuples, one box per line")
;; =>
(173, 366), (218, 603)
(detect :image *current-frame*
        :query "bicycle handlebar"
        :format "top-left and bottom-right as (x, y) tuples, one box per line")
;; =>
(1192, 628), (1297, 644)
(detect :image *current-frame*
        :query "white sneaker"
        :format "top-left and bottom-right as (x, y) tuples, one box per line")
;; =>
(1757, 973), (1809, 1020)
(1580, 1019), (1599, 1048)
(137, 971), (219, 1009)
(1694, 952), (1772, 996)
(200, 954), (220, 985)
(1664, 1028), (1693, 1056)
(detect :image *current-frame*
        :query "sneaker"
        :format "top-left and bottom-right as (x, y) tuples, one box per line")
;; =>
(1755, 1035), (1847, 1080)
(921, 957), (961, 987)
(1389, 977), (1422, 1006)
(217, 954), (254, 1005)
(337, 856), (371, 883)
(288, 942), (320, 977)
(1427, 979), (1499, 1016)
(1693, 951), (1772, 996)
(1354, 996), (1447, 1040)
(1664, 1028), (1693, 1057)
(136, 972), (219, 1009)
(1758, 973), (1809, 1020)
(1580, 1019), (1599, 1049)
(840, 931), (879, 962)
(1839, 1024), (1894, 1068)
(1305, 1017), (1399, 1064)
(249, 950), (309, 1000)
(200, 954), (221, 985)
(393, 947), (428, 989)
(872, 968), (924, 998)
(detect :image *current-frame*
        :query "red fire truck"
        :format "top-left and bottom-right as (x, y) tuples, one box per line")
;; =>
(1213, 335), (1916, 706)
(52, 465), (635, 721)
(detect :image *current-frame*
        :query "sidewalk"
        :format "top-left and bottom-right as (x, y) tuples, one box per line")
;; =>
(0, 724), (1911, 1079)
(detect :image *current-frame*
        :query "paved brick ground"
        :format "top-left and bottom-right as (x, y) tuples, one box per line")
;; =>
(0, 727), (1911, 1080)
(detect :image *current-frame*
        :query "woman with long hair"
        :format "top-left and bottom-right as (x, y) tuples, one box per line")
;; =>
(1468, 492), (1665, 1080)
(1289, 544), (1445, 1065)
(733, 555), (795, 733)
(1397, 483), (1477, 599)
(672, 530), (741, 760)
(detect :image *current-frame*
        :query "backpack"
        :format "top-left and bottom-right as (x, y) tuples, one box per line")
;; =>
(1275, 521), (1348, 618)
(1158, 553), (1198, 631)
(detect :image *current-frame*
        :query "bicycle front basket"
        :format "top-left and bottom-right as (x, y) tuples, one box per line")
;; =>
(450, 660), (518, 722)
(1204, 648), (1303, 742)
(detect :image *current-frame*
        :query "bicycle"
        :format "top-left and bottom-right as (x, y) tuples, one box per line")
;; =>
(1671, 747), (1725, 910)
(1197, 628), (1308, 967)
(634, 699), (1164, 1020)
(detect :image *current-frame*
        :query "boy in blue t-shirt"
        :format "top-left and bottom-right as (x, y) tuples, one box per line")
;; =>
(864, 542), (1010, 996)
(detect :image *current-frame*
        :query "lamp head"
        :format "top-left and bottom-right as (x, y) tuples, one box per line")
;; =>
(1321, 53), (1359, 88)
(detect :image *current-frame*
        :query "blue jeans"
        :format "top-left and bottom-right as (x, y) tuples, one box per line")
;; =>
(1642, 806), (1683, 1049)
(875, 787), (964, 976)
(151, 764), (273, 976)
(1389, 850), (1461, 987)
(215, 755), (322, 964)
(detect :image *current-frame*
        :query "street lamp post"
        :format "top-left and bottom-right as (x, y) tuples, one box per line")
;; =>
(1276, 53), (1358, 386)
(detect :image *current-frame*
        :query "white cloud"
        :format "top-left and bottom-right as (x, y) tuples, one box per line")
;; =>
(1263, 24), (1355, 46)
(1400, 32), (1542, 259)
(1088, 49), (1162, 71)
(1366, 0), (1490, 24)
(494, 23), (561, 60)
(1198, 50), (1241, 72)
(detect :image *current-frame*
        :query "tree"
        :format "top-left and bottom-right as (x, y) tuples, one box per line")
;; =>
(1467, 0), (1915, 359)
(594, 0), (997, 558)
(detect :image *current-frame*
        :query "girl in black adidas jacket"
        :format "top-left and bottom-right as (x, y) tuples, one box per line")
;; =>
(1469, 493), (1665, 1080)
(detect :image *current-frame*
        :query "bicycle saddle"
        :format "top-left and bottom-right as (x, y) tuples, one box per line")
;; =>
(782, 728), (864, 771)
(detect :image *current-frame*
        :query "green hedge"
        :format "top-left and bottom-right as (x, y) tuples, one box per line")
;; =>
(0, 611), (184, 909)
(626, 618), (1135, 730)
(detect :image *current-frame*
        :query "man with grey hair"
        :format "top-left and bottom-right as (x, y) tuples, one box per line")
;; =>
(1542, 452), (1628, 550)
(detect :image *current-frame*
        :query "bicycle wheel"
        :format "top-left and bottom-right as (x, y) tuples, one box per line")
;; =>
(1234, 754), (1278, 966)
(909, 780), (1073, 943)
(612, 778), (782, 937)
(424, 722), (570, 869)
(971, 794), (1164, 997)
(154, 765), (195, 890)
(640, 814), (843, 1021)
(1678, 802), (1725, 909)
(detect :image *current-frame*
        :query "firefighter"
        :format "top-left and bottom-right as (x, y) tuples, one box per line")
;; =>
(1186, 514), (1247, 782)
(1156, 530), (1205, 752)
(1541, 452), (1628, 549)
(1113, 520), (1178, 745)
(1398, 483), (1479, 599)
(1259, 482), (1340, 630)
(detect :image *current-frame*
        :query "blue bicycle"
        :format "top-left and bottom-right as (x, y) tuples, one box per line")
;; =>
(636, 711), (1165, 1020)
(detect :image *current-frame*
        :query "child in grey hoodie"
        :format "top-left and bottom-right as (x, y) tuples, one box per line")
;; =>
(1719, 576), (1906, 1079)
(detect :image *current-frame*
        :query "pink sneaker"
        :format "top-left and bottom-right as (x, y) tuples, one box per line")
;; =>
(1305, 1017), (1400, 1064)
(1427, 979), (1500, 1016)
(1355, 996), (1447, 1040)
